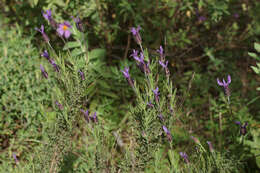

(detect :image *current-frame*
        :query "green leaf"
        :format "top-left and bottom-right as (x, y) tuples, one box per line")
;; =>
(71, 48), (84, 57)
(248, 52), (260, 61)
(254, 43), (260, 53)
(251, 66), (259, 74)
(63, 41), (81, 50)
(89, 48), (106, 60)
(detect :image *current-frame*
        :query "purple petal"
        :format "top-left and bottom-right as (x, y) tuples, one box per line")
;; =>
(227, 75), (231, 84)
(217, 78), (223, 86)
(57, 27), (64, 36)
(64, 30), (71, 38)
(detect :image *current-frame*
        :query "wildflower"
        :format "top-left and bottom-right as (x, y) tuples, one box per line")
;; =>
(162, 125), (172, 142)
(80, 109), (90, 123)
(12, 153), (19, 164)
(179, 152), (189, 164)
(207, 141), (214, 152)
(91, 112), (98, 123)
(157, 45), (165, 61)
(42, 9), (58, 29)
(190, 136), (200, 144)
(198, 16), (206, 22)
(35, 25), (49, 43)
(130, 50), (144, 63)
(217, 75), (231, 101)
(153, 87), (160, 103)
(159, 60), (168, 69)
(49, 59), (60, 72)
(55, 101), (63, 110)
(122, 67), (134, 88)
(78, 70), (85, 81)
(72, 16), (84, 32)
(40, 64), (48, 79)
(131, 26), (142, 45)
(158, 114), (164, 121)
(147, 101), (154, 108)
(57, 21), (72, 39)
(235, 121), (248, 136)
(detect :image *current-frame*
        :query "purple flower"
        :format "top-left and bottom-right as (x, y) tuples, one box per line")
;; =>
(159, 60), (168, 69)
(190, 136), (200, 144)
(122, 67), (134, 87)
(158, 114), (164, 121)
(130, 50), (144, 63)
(180, 152), (189, 164)
(42, 9), (57, 29)
(131, 26), (142, 45)
(49, 59), (60, 72)
(40, 64), (48, 79)
(147, 101), (154, 108)
(235, 121), (248, 136)
(72, 16), (84, 32)
(55, 101), (63, 110)
(162, 126), (172, 142)
(12, 153), (19, 164)
(78, 70), (85, 81)
(91, 112), (98, 123)
(153, 87), (160, 103)
(57, 21), (72, 39)
(207, 141), (214, 152)
(35, 25), (49, 43)
(217, 75), (231, 99)
(41, 50), (50, 60)
(157, 46), (164, 58)
(198, 16), (207, 22)
(81, 109), (90, 123)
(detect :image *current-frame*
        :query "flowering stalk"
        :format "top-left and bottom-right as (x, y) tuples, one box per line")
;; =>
(91, 112), (98, 123)
(41, 50), (60, 72)
(153, 87), (160, 104)
(78, 70), (85, 81)
(40, 64), (48, 79)
(122, 67), (134, 88)
(162, 126), (172, 142)
(217, 75), (231, 102)
(35, 25), (49, 43)
(179, 152), (189, 164)
(80, 109), (90, 123)
(12, 153), (19, 164)
(130, 50), (150, 75)
(131, 26), (142, 45)
(207, 141), (214, 152)
(72, 16), (84, 32)
(235, 121), (248, 136)
(55, 101), (63, 110)
(42, 9), (58, 29)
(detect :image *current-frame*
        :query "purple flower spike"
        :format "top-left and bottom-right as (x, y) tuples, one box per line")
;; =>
(162, 126), (172, 142)
(153, 87), (160, 103)
(207, 141), (214, 152)
(235, 121), (248, 136)
(55, 101), (63, 110)
(41, 50), (50, 60)
(158, 114), (164, 121)
(159, 60), (168, 69)
(131, 25), (142, 45)
(122, 67), (134, 87)
(50, 60), (60, 72)
(57, 21), (72, 39)
(72, 16), (84, 32)
(81, 109), (90, 123)
(35, 25), (49, 43)
(180, 152), (189, 164)
(78, 70), (85, 81)
(12, 153), (19, 164)
(42, 9), (58, 29)
(190, 136), (200, 144)
(157, 46), (164, 57)
(217, 75), (231, 100)
(40, 64), (48, 79)
(91, 112), (98, 123)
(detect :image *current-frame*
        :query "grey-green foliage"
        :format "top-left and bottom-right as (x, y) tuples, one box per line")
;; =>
(0, 23), (53, 159)
(249, 42), (260, 91)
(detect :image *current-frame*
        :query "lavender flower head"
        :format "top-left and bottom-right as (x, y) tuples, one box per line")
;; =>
(42, 9), (57, 29)
(207, 141), (214, 152)
(72, 16), (84, 32)
(57, 21), (72, 39)
(130, 50), (144, 63)
(131, 26), (142, 45)
(217, 75), (231, 100)
(235, 121), (248, 136)
(91, 112), (98, 123)
(78, 70), (85, 81)
(35, 25), (49, 43)
(159, 60), (168, 69)
(12, 153), (19, 164)
(41, 50), (50, 60)
(55, 101), (63, 110)
(40, 64), (48, 79)
(190, 136), (200, 144)
(162, 126), (172, 142)
(122, 67), (134, 87)
(153, 87), (160, 103)
(81, 109), (90, 123)
(179, 152), (189, 164)
(158, 114), (164, 121)
(157, 45), (165, 61)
